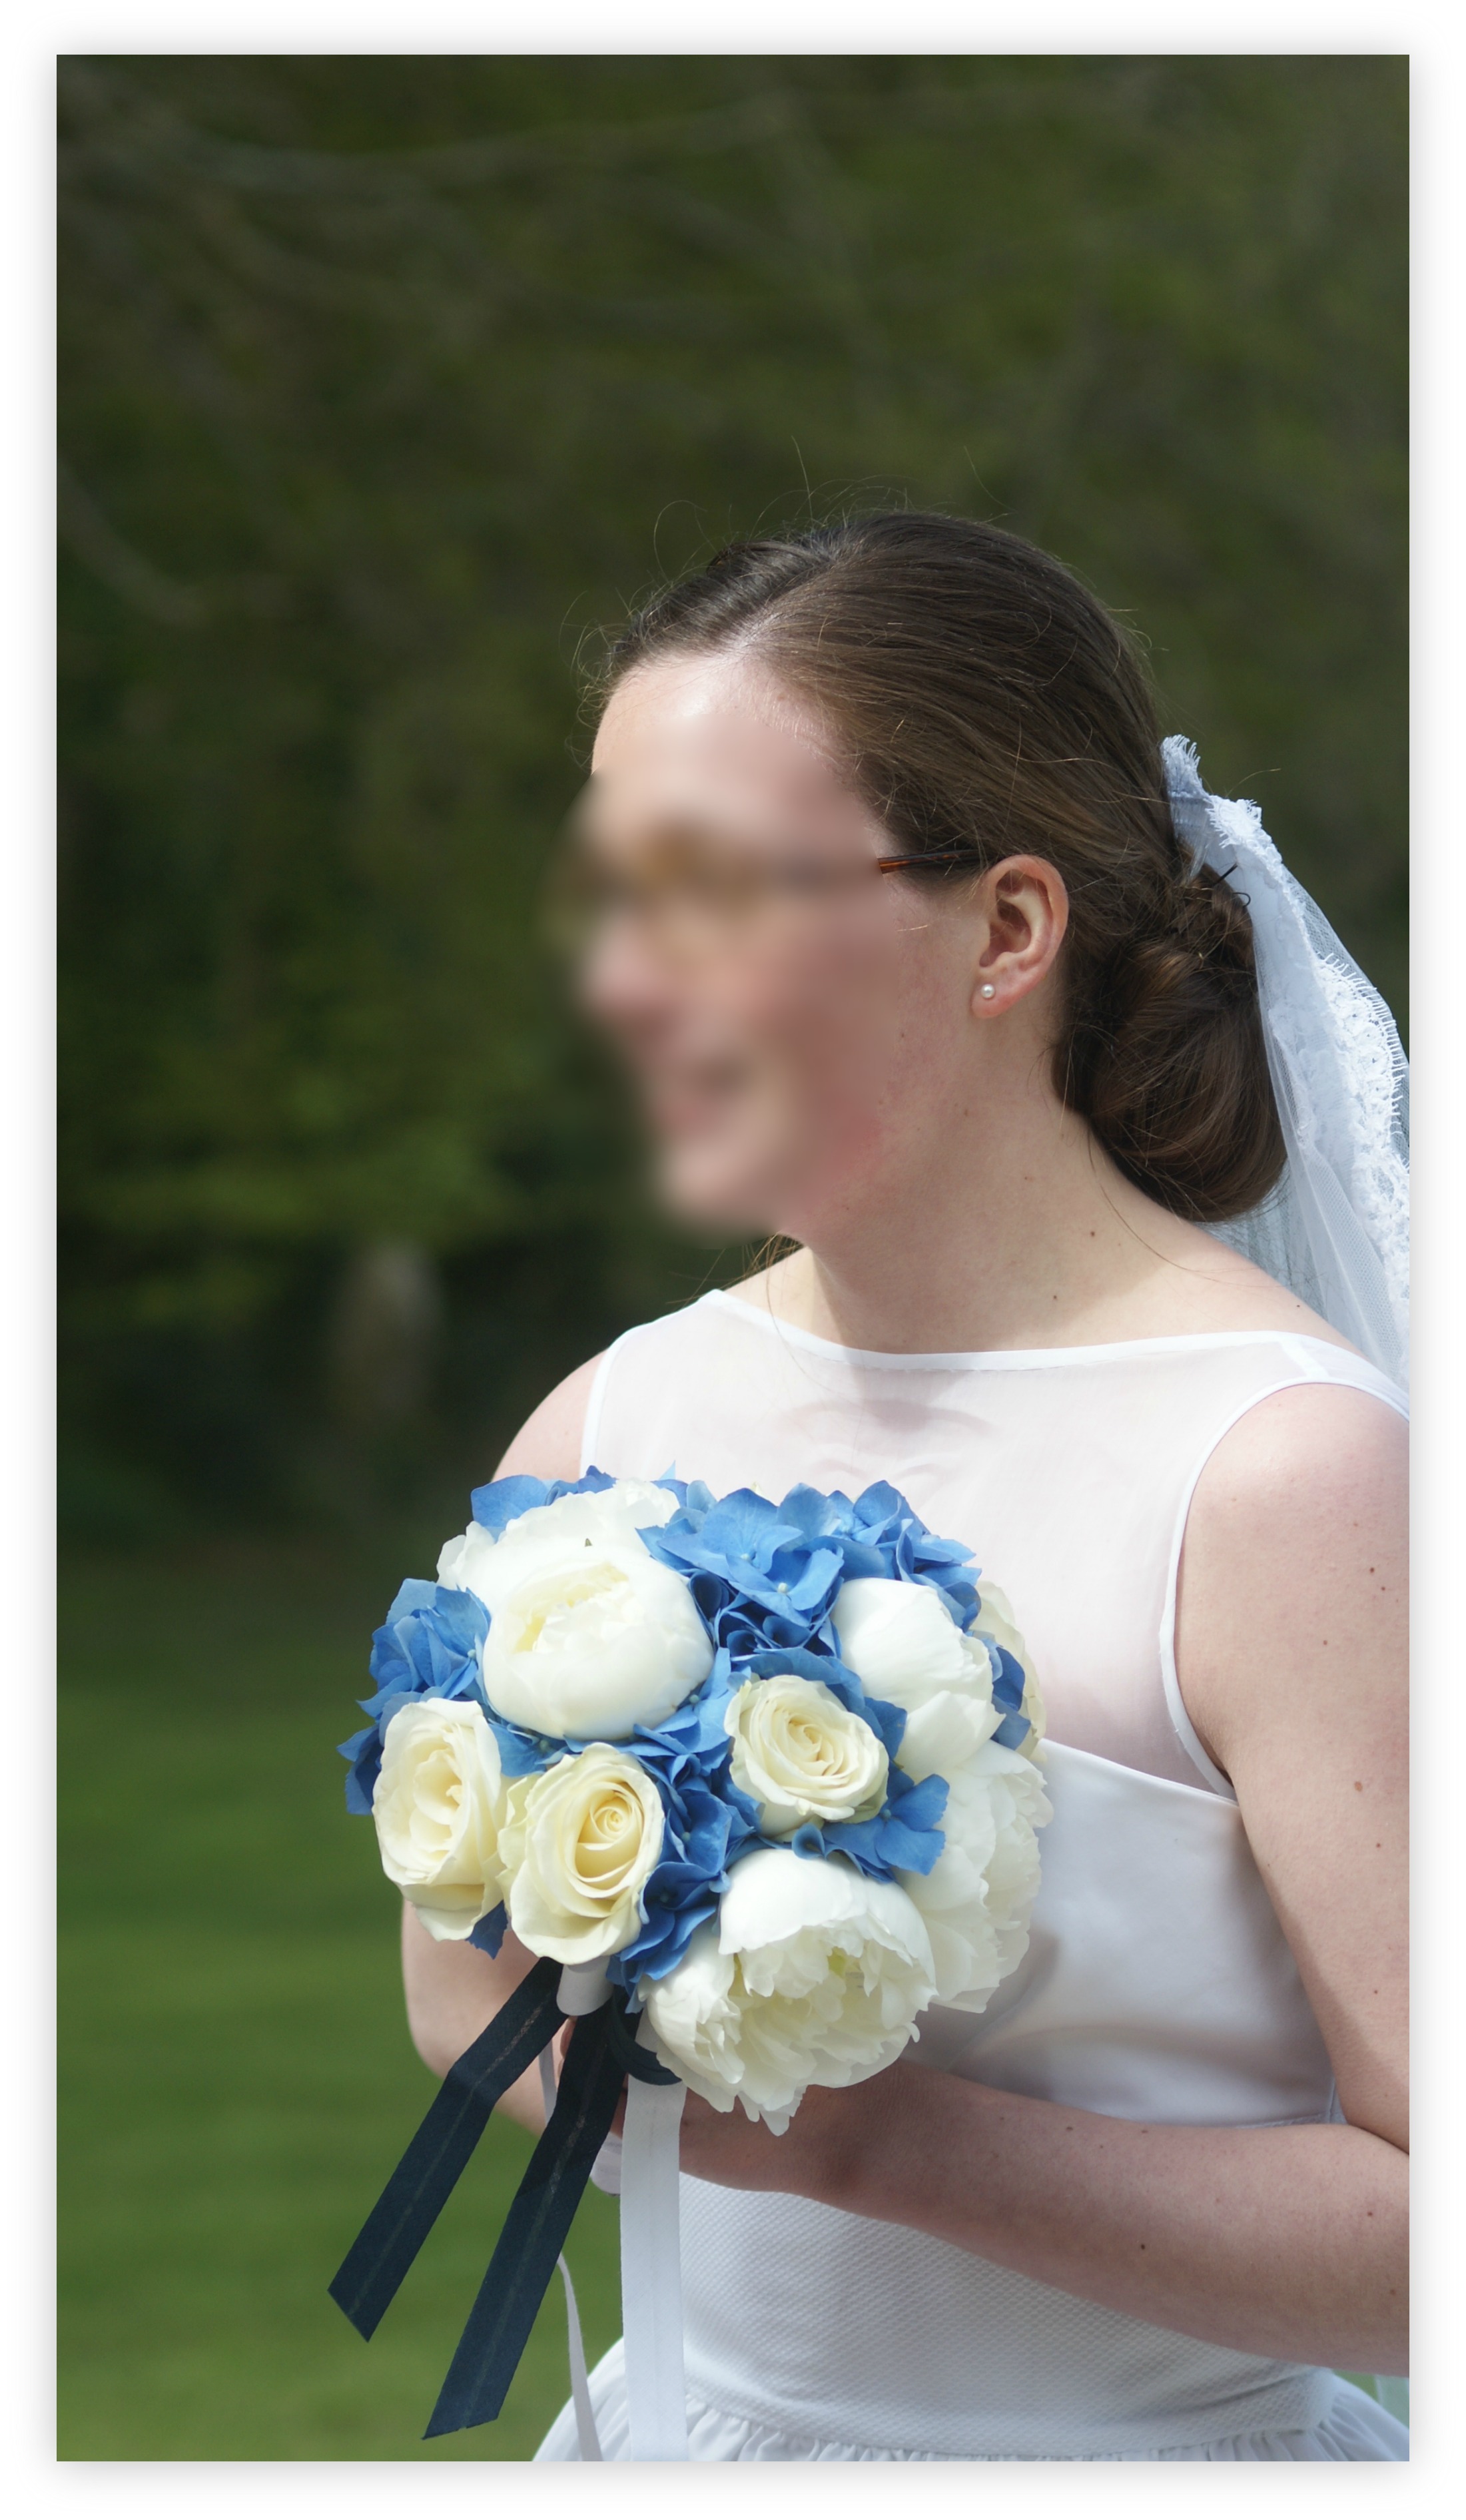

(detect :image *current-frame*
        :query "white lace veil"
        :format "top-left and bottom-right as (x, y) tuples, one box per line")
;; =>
(1161, 738), (1409, 1389)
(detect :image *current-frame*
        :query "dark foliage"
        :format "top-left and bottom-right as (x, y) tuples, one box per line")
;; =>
(57, 55), (1407, 1532)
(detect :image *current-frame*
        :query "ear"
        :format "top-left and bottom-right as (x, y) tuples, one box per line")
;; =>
(969, 856), (1069, 1016)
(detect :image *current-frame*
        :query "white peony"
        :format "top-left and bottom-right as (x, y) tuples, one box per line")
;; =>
(725, 1672), (889, 1836)
(437, 1480), (713, 1741)
(835, 1576), (1049, 2009)
(898, 1742), (1051, 2009)
(835, 1573), (1046, 1770)
(833, 1576), (1000, 1723)
(641, 1847), (937, 2132)
(891, 1686), (998, 1787)
(501, 1743), (665, 1965)
(372, 1695), (510, 1943)
(970, 1578), (1048, 1759)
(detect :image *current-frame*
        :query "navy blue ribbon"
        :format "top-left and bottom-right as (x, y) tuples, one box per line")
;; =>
(330, 1960), (678, 2439)
(329, 1953), (565, 2342)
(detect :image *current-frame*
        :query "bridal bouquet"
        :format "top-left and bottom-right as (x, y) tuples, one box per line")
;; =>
(343, 1468), (1048, 2130)
(332, 1469), (1048, 2443)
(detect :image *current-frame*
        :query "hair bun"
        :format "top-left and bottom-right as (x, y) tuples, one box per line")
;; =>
(1169, 857), (1260, 968)
(1068, 858), (1285, 1222)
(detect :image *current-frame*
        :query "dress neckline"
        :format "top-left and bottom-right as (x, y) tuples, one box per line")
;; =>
(703, 1287), (1359, 1376)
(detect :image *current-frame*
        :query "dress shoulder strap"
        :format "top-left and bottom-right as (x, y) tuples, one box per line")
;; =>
(581, 1320), (649, 1475)
(578, 1300), (721, 1476)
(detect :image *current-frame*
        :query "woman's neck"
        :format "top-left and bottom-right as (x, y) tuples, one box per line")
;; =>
(751, 1105), (1302, 1357)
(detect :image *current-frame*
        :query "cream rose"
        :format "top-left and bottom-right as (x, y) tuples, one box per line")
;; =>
(502, 1743), (665, 1964)
(372, 1694), (510, 1943)
(438, 1480), (713, 1741)
(725, 1672), (889, 1836)
(640, 1847), (937, 2132)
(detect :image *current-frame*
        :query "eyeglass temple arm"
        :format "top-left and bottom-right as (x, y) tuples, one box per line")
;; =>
(876, 850), (980, 874)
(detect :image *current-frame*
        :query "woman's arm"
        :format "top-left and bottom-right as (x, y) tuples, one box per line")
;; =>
(401, 1906), (548, 2132)
(671, 1383), (1409, 2374)
(397, 1353), (603, 2127)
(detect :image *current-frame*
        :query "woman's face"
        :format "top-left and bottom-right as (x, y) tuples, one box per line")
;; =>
(575, 651), (989, 1241)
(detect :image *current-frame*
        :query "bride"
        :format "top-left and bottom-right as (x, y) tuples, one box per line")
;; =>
(401, 513), (1407, 2461)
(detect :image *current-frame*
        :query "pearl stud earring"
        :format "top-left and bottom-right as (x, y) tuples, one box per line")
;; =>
(980, 984), (996, 1000)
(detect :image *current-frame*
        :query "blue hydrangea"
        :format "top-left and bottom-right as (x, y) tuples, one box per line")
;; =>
(987, 1643), (1032, 1749)
(468, 1904), (509, 1959)
(638, 1484), (848, 1656)
(338, 1579), (490, 1815)
(831, 1481), (982, 1632)
(603, 1660), (761, 1989)
(640, 1478), (983, 1659)
(466, 1465), (621, 1536)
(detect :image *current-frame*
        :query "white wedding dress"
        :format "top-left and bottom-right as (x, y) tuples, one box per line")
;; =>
(535, 1284), (1408, 2462)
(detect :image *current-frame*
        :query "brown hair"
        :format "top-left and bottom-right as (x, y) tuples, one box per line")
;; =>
(593, 512), (1283, 1225)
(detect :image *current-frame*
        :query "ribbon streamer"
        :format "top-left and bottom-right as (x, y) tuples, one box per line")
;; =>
(540, 2047), (603, 2461)
(620, 2066), (689, 2459)
(329, 1955), (564, 2341)
(555, 2250), (603, 2460)
(424, 2003), (628, 2435)
(330, 1959), (680, 2448)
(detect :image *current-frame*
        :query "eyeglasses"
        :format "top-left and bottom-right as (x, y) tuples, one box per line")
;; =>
(545, 838), (978, 964)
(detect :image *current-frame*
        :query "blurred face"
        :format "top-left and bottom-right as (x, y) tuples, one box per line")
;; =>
(571, 651), (987, 1241)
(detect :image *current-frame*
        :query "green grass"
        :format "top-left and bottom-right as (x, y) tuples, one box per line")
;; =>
(57, 1538), (621, 2460)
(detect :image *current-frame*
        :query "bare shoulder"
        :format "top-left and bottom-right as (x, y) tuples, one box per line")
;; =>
(1178, 1381), (1407, 1775)
(494, 1354), (605, 1482)
(1188, 1377), (1407, 1547)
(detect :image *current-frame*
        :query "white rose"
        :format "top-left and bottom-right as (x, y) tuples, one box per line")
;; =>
(725, 1673), (889, 1836)
(372, 1695), (510, 1943)
(438, 1480), (713, 1740)
(833, 1576), (1000, 1731)
(899, 1741), (1051, 2008)
(502, 1743), (665, 1965)
(641, 1847), (937, 2133)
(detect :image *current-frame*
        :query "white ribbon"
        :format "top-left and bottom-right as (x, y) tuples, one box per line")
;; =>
(544, 1969), (689, 2461)
(619, 2059), (689, 2461)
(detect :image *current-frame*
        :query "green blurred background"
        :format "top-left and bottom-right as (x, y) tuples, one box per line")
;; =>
(57, 54), (1407, 2459)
